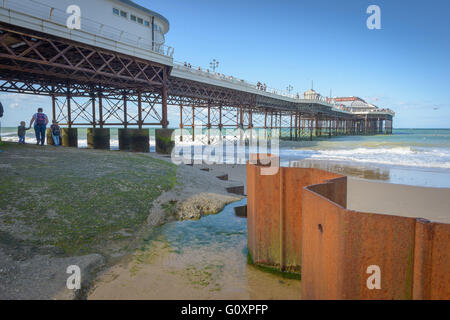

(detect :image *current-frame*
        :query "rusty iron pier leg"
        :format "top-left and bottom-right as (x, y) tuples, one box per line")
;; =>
(264, 110), (268, 140)
(179, 104), (183, 142)
(219, 106), (223, 139)
(248, 108), (254, 146)
(61, 87), (77, 147)
(290, 113), (293, 141)
(278, 112), (282, 138)
(192, 106), (195, 142)
(123, 93), (128, 129)
(162, 68), (169, 129)
(51, 88), (56, 122)
(137, 91), (143, 130)
(315, 116), (319, 137)
(47, 90), (57, 145)
(239, 106), (244, 143)
(364, 115), (368, 135)
(236, 107), (240, 129)
(98, 91), (104, 129)
(270, 110), (273, 139)
(67, 89), (72, 128)
(91, 93), (96, 129)
(239, 106), (244, 129)
(162, 87), (168, 129)
(328, 118), (332, 138)
(207, 103), (211, 145)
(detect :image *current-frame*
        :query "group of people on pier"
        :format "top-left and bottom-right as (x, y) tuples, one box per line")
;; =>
(257, 82), (267, 91)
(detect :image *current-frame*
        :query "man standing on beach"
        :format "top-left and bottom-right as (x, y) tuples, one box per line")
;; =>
(29, 108), (49, 146)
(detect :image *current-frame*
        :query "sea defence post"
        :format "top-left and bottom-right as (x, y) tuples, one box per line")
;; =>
(0, 0), (394, 151)
(247, 155), (449, 300)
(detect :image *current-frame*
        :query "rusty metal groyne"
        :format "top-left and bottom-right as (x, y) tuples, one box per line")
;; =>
(247, 155), (449, 300)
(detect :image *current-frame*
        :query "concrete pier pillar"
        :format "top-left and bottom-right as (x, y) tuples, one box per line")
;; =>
(118, 128), (149, 152)
(87, 128), (110, 150)
(61, 128), (78, 147)
(46, 128), (54, 146)
(155, 128), (175, 154)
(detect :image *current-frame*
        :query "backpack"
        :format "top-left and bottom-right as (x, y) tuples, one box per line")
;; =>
(36, 113), (46, 125)
(52, 125), (61, 136)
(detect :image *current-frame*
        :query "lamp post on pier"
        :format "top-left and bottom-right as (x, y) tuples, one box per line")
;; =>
(286, 85), (293, 94)
(209, 59), (219, 73)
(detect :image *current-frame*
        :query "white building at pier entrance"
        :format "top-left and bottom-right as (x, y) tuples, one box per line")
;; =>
(0, 0), (172, 64)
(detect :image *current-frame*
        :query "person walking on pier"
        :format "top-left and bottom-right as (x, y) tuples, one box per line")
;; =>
(29, 108), (48, 146)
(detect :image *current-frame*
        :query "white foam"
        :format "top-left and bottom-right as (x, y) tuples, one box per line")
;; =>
(280, 147), (450, 169)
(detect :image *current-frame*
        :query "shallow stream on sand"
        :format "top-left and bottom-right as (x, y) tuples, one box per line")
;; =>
(89, 199), (301, 299)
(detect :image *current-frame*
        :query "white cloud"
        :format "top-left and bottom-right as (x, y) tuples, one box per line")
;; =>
(0, 92), (50, 110)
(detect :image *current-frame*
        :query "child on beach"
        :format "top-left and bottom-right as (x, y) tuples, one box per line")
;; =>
(50, 120), (61, 146)
(17, 121), (30, 144)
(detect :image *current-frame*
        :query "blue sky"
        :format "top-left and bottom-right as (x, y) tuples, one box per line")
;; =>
(1, 0), (449, 128)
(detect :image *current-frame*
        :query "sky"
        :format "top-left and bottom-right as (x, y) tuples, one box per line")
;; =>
(1, 0), (449, 128)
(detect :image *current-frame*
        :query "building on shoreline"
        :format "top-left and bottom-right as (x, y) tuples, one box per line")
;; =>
(38, 0), (169, 48)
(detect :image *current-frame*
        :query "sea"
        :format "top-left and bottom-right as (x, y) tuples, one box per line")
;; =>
(1, 127), (449, 188)
(279, 129), (450, 188)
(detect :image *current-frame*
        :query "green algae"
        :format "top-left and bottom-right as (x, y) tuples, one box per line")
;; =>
(247, 251), (301, 280)
(0, 142), (177, 256)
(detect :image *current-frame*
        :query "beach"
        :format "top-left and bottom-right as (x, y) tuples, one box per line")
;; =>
(1, 128), (449, 299)
(0, 141), (270, 299)
(88, 157), (450, 300)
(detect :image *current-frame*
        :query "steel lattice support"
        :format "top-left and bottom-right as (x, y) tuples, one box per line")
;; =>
(0, 22), (169, 128)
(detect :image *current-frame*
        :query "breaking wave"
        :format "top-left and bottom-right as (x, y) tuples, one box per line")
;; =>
(280, 146), (450, 169)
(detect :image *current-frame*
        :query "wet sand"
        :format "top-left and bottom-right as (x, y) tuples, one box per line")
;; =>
(348, 178), (450, 224)
(89, 200), (301, 300)
(89, 161), (302, 300)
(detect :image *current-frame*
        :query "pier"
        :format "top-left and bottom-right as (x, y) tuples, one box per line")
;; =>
(0, 0), (394, 150)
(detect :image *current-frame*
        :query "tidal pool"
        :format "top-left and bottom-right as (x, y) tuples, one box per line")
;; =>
(89, 199), (301, 299)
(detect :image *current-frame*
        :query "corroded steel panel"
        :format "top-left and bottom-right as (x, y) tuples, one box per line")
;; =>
(248, 155), (449, 300)
(301, 188), (346, 299)
(413, 220), (450, 299)
(247, 156), (344, 272)
(302, 178), (449, 300)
